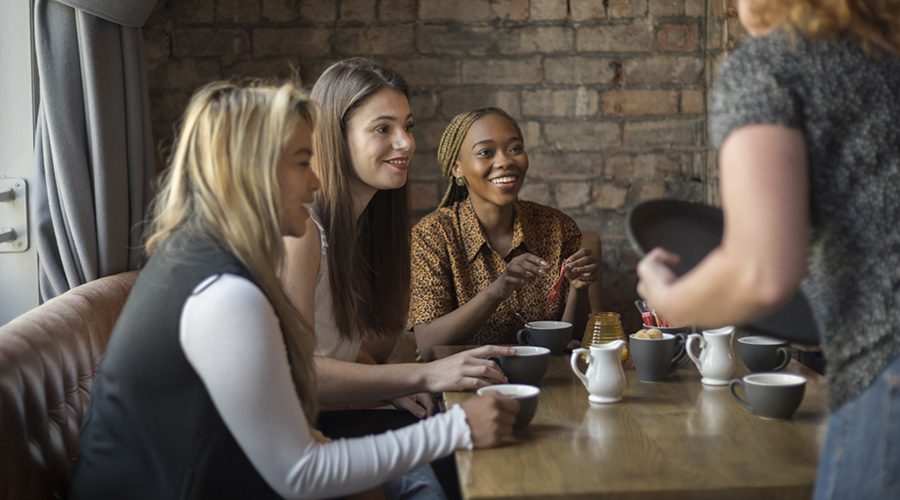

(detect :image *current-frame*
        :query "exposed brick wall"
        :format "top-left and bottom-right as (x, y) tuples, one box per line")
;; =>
(143, 0), (745, 332)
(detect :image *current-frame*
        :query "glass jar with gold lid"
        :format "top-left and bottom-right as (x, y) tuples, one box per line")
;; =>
(581, 312), (629, 366)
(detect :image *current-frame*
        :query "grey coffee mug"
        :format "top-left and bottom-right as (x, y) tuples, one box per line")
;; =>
(477, 384), (541, 431)
(729, 373), (806, 419)
(738, 336), (791, 372)
(629, 332), (689, 382)
(487, 346), (550, 385)
(516, 321), (572, 355)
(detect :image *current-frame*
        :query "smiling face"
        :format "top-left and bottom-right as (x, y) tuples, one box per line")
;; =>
(344, 88), (415, 200)
(452, 113), (528, 210)
(279, 117), (320, 238)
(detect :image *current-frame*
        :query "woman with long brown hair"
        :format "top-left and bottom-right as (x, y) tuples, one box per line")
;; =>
(69, 80), (518, 500)
(636, 1), (900, 497)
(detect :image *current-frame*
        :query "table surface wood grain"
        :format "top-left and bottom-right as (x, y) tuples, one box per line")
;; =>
(436, 345), (829, 500)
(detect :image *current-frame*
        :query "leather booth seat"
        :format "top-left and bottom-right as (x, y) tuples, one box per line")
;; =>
(0, 271), (139, 500)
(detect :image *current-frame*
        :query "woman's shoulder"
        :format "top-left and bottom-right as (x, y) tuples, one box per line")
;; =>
(518, 200), (577, 225)
(413, 205), (460, 234)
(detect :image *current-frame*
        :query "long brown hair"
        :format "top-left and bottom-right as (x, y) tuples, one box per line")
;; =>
(145, 81), (319, 424)
(311, 58), (411, 340)
(744, 0), (900, 51)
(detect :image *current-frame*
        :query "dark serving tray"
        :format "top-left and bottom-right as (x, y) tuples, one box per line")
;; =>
(626, 199), (820, 344)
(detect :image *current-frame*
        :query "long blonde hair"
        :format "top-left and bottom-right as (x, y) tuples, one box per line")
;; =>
(145, 81), (319, 424)
(744, 0), (900, 51)
(311, 58), (411, 341)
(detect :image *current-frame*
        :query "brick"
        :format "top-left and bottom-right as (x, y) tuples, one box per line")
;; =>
(522, 121), (541, 147)
(216, 0), (261, 23)
(593, 182), (629, 209)
(544, 121), (620, 151)
(379, 0), (417, 22)
(409, 151), (443, 180)
(623, 56), (703, 84)
(706, 17), (725, 49)
(143, 29), (172, 62)
(419, 0), (492, 21)
(497, 26), (573, 54)
(610, 0), (648, 18)
(383, 57), (460, 86)
(649, 0), (683, 17)
(173, 0), (214, 23)
(522, 88), (599, 117)
(576, 23), (654, 52)
(224, 58), (301, 80)
(658, 23), (699, 51)
(606, 153), (681, 179)
(147, 59), (222, 91)
(417, 26), (493, 56)
(571, 0), (607, 20)
(262, 0), (299, 22)
(686, 0), (706, 16)
(527, 151), (601, 179)
(173, 29), (250, 62)
(409, 181), (440, 211)
(530, 0), (568, 20)
(555, 182), (591, 209)
(415, 119), (449, 151)
(519, 182), (552, 205)
(601, 89), (679, 116)
(336, 26), (414, 55)
(545, 56), (619, 84)
(634, 181), (668, 202)
(440, 88), (520, 116)
(623, 119), (700, 147)
(409, 91), (439, 119)
(148, 91), (194, 125)
(340, 0), (377, 23)
(300, 0), (337, 22)
(681, 89), (704, 113)
(462, 57), (542, 85)
(492, 0), (530, 21)
(253, 28), (331, 57)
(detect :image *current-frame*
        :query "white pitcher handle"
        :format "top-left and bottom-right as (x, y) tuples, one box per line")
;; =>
(686, 333), (705, 370)
(570, 348), (590, 388)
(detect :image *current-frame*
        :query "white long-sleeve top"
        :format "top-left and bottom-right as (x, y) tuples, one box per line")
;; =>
(179, 273), (473, 499)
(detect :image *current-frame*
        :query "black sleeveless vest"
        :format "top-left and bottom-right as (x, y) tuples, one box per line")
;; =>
(69, 234), (284, 500)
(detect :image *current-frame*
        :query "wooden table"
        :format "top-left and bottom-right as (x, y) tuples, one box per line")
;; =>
(436, 345), (829, 500)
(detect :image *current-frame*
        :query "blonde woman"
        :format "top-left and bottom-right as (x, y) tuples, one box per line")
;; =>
(409, 108), (603, 361)
(283, 59), (514, 422)
(635, 1), (900, 498)
(69, 81), (517, 500)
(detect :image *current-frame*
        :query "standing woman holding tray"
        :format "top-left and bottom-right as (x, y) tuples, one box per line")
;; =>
(69, 80), (517, 500)
(408, 108), (603, 361)
(635, 1), (900, 498)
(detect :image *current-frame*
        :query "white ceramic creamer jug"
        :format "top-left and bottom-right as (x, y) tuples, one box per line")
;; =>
(570, 340), (626, 403)
(686, 326), (736, 386)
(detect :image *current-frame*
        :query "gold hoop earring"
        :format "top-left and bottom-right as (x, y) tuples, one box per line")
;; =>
(455, 176), (466, 187)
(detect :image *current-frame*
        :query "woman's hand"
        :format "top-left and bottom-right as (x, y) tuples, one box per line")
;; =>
(421, 345), (514, 392)
(563, 248), (599, 290)
(460, 393), (520, 448)
(390, 392), (437, 419)
(636, 247), (680, 308)
(491, 253), (549, 299)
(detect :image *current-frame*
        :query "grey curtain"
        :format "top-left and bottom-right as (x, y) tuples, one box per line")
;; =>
(33, 0), (157, 300)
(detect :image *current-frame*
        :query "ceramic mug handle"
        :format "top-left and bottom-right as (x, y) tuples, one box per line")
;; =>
(516, 328), (532, 346)
(729, 378), (754, 411)
(686, 333), (705, 370)
(773, 347), (791, 371)
(669, 333), (691, 373)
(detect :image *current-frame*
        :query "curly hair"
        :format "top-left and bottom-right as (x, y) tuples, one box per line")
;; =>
(744, 0), (900, 51)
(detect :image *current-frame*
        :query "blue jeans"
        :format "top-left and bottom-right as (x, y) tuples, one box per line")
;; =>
(814, 354), (900, 500)
(382, 464), (448, 500)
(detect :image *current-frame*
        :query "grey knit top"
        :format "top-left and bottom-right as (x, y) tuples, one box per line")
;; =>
(710, 30), (900, 410)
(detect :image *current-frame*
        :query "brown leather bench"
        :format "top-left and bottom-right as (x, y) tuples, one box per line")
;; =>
(0, 271), (139, 500)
